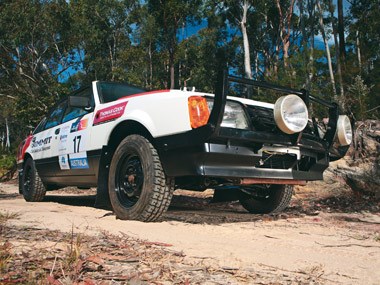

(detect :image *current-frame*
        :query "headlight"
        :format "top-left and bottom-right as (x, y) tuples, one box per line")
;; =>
(274, 94), (308, 134)
(336, 115), (352, 146)
(207, 100), (249, 130)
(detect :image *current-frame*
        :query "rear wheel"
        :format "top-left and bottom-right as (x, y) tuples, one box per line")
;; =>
(239, 185), (293, 214)
(108, 135), (174, 222)
(21, 158), (46, 202)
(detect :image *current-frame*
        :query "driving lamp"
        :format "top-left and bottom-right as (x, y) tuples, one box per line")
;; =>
(336, 115), (352, 146)
(274, 94), (308, 134)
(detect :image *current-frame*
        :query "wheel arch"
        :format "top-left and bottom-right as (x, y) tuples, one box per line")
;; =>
(23, 153), (33, 165)
(107, 120), (155, 152)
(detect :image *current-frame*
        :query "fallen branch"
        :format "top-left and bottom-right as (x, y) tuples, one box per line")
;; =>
(315, 241), (380, 248)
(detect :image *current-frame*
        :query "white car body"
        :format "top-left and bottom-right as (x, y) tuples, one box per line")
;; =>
(17, 76), (350, 221)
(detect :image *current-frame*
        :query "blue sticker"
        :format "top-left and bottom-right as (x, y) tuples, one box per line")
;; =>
(69, 157), (89, 169)
(70, 121), (80, 133)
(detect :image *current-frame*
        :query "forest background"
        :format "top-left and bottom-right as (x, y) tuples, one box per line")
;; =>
(0, 0), (379, 172)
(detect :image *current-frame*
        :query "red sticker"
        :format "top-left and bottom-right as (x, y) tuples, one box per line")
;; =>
(17, 135), (33, 162)
(93, 102), (128, 125)
(79, 118), (88, 130)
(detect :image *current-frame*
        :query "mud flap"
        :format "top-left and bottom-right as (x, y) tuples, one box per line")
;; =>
(211, 187), (241, 203)
(94, 147), (112, 210)
(18, 170), (23, 194)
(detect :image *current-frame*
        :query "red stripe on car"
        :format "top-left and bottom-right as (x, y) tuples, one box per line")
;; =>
(17, 135), (33, 162)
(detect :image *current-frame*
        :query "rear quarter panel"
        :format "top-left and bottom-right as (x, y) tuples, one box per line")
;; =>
(88, 90), (193, 151)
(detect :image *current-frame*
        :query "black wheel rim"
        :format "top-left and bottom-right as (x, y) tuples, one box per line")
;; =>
(115, 152), (144, 208)
(23, 165), (32, 194)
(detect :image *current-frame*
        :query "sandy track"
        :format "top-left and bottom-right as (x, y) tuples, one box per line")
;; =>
(1, 181), (379, 284)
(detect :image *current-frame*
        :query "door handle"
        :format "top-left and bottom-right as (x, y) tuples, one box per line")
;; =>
(55, 128), (60, 135)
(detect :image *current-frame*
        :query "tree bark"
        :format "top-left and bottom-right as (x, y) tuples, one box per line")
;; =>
(169, 48), (175, 89)
(306, 0), (316, 90)
(317, 0), (337, 99)
(276, 0), (295, 69)
(337, 0), (346, 62)
(329, 0), (345, 108)
(149, 41), (153, 88)
(240, 0), (252, 79)
(356, 30), (362, 71)
(5, 117), (10, 149)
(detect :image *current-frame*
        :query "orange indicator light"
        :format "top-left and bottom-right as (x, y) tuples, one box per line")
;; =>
(188, 96), (210, 128)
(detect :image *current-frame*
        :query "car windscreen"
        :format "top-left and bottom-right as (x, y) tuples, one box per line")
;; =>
(98, 82), (146, 103)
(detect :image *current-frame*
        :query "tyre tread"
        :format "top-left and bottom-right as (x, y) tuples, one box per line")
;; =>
(109, 135), (174, 222)
(239, 185), (293, 214)
(23, 158), (46, 202)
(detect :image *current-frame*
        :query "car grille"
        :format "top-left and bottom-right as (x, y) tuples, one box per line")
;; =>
(256, 153), (297, 169)
(247, 105), (316, 136)
(247, 106), (277, 132)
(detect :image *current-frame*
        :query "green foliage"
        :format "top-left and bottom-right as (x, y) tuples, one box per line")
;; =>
(0, 154), (15, 178)
(347, 75), (373, 120)
(0, 0), (76, 130)
(0, 0), (379, 150)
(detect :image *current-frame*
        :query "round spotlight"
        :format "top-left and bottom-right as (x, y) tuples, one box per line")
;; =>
(336, 115), (352, 146)
(274, 94), (309, 134)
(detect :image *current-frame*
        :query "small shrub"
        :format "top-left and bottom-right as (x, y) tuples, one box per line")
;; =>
(0, 154), (16, 180)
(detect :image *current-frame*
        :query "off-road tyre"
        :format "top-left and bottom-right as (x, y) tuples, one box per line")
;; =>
(239, 185), (293, 214)
(21, 158), (46, 202)
(108, 135), (174, 222)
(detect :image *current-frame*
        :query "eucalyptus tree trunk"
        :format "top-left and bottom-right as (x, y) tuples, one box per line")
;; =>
(169, 50), (175, 89)
(276, 0), (295, 68)
(306, 0), (316, 90)
(329, 0), (345, 107)
(241, 0), (252, 79)
(149, 41), (153, 88)
(299, 0), (307, 87)
(337, 0), (346, 62)
(356, 30), (362, 71)
(317, 0), (337, 99)
(5, 118), (10, 149)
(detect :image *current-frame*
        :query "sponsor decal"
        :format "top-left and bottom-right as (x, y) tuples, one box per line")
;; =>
(58, 125), (71, 154)
(29, 135), (52, 153)
(70, 118), (89, 133)
(69, 151), (89, 169)
(60, 134), (68, 141)
(70, 158), (89, 169)
(59, 155), (70, 170)
(31, 136), (52, 148)
(93, 102), (128, 125)
(30, 146), (51, 153)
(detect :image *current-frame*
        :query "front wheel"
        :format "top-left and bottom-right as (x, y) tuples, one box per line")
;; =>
(239, 185), (293, 214)
(108, 135), (174, 222)
(21, 158), (46, 202)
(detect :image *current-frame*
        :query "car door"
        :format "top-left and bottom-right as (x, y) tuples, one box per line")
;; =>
(53, 87), (97, 186)
(32, 100), (67, 181)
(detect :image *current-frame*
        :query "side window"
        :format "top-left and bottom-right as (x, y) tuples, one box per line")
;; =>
(98, 82), (145, 103)
(45, 101), (67, 130)
(62, 88), (94, 123)
(33, 117), (47, 134)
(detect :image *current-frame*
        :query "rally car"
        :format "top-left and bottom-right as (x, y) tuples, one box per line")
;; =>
(17, 72), (352, 221)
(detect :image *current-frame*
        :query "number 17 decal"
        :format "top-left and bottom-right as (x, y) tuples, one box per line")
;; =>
(73, 135), (81, 153)
(69, 132), (87, 154)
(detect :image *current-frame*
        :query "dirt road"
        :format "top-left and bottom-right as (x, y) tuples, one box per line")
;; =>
(1, 181), (379, 284)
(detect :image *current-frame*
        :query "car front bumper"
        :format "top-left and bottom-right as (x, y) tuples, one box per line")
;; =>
(158, 140), (329, 181)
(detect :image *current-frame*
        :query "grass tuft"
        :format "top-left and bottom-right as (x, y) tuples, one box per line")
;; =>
(0, 211), (21, 224)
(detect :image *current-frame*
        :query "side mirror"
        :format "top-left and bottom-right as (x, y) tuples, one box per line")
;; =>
(69, 96), (91, 110)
